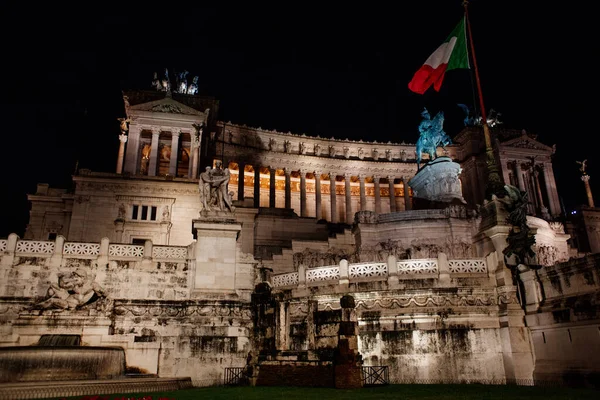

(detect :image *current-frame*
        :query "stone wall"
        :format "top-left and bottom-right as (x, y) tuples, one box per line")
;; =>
(524, 253), (600, 385)
(0, 234), (254, 386)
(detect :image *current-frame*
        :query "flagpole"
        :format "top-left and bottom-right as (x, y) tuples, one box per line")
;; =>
(463, 0), (504, 198)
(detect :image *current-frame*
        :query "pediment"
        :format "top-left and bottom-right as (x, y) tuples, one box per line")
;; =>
(129, 97), (203, 116)
(501, 135), (553, 152)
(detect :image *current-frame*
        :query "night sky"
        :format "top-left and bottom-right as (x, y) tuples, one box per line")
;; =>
(1, 1), (597, 238)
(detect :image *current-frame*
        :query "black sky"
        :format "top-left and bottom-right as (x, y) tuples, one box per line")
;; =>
(1, 1), (597, 237)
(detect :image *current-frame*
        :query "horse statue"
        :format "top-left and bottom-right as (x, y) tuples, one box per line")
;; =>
(415, 108), (452, 170)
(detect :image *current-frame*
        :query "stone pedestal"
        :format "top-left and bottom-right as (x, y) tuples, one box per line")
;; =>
(192, 214), (242, 294)
(408, 156), (466, 206)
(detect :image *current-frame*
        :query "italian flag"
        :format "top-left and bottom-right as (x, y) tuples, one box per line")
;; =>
(408, 17), (469, 94)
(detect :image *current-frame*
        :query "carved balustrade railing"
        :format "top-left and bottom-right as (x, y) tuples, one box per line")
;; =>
(271, 257), (489, 288)
(152, 245), (188, 260)
(15, 240), (55, 255)
(0, 235), (191, 266)
(306, 265), (340, 284)
(63, 242), (101, 257)
(108, 244), (144, 258)
(349, 262), (387, 279)
(448, 259), (487, 274)
(272, 272), (300, 287)
(397, 259), (438, 275)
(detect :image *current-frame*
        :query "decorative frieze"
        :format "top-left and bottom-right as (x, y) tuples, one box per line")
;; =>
(63, 242), (101, 256)
(16, 240), (55, 254)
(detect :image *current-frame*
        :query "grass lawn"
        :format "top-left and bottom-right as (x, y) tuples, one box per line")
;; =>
(51, 384), (599, 400)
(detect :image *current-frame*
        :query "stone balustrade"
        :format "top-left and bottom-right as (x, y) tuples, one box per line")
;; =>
(0, 233), (189, 268)
(271, 255), (490, 289)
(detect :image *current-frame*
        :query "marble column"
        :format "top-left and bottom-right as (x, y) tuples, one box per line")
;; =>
(358, 174), (367, 211)
(329, 172), (338, 223)
(116, 133), (127, 174)
(148, 127), (160, 177)
(543, 162), (561, 216)
(500, 157), (511, 186)
(284, 168), (292, 209)
(300, 170), (307, 217)
(403, 177), (412, 210)
(254, 167), (261, 208)
(582, 175), (595, 208)
(344, 174), (353, 223)
(374, 175), (381, 214)
(124, 125), (140, 174)
(388, 176), (396, 212)
(516, 162), (526, 192)
(315, 172), (322, 219)
(238, 163), (245, 202)
(269, 167), (276, 208)
(168, 131), (181, 176)
(187, 145), (194, 177)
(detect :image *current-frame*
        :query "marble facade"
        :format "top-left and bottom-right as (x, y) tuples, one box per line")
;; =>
(2, 88), (598, 387)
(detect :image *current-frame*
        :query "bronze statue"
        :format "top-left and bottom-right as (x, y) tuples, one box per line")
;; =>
(415, 108), (452, 169)
(576, 159), (588, 174)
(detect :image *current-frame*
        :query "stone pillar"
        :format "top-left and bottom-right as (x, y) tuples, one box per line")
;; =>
(98, 237), (109, 268)
(345, 174), (353, 223)
(314, 171), (322, 219)
(49, 235), (65, 268)
(543, 162), (561, 216)
(269, 167), (276, 208)
(335, 295), (363, 389)
(0, 233), (18, 268)
(387, 176), (396, 212)
(160, 221), (170, 244)
(116, 134), (127, 174)
(142, 239), (153, 268)
(276, 301), (289, 351)
(300, 170), (307, 217)
(192, 219), (243, 294)
(124, 125), (140, 174)
(374, 175), (381, 214)
(254, 167), (261, 208)
(168, 130), (180, 176)
(437, 252), (450, 286)
(403, 177), (412, 210)
(238, 163), (245, 202)
(386, 254), (398, 286)
(190, 143), (200, 179)
(339, 259), (349, 286)
(284, 168), (291, 209)
(533, 168), (549, 218)
(114, 219), (124, 243)
(582, 175), (595, 208)
(307, 299), (318, 349)
(330, 172), (338, 223)
(500, 157), (511, 187)
(148, 127), (160, 177)
(516, 162), (526, 192)
(358, 174), (366, 211)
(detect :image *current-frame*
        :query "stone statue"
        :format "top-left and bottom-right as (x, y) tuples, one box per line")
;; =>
(415, 108), (452, 169)
(187, 76), (199, 95)
(35, 267), (107, 311)
(199, 163), (236, 213)
(576, 159), (588, 174)
(497, 184), (536, 266)
(161, 68), (171, 93)
(176, 70), (189, 93)
(192, 123), (204, 147)
(151, 72), (162, 91)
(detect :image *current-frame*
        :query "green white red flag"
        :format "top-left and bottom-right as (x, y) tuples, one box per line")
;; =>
(408, 17), (469, 94)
